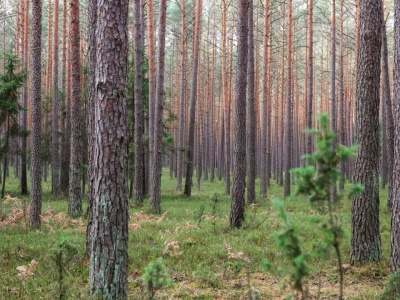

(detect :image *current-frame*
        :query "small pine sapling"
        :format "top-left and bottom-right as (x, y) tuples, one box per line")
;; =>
(50, 238), (79, 300)
(264, 115), (362, 300)
(141, 257), (173, 299)
(263, 199), (310, 299)
(292, 114), (363, 300)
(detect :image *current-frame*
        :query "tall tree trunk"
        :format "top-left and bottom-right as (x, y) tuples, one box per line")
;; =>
(339, 0), (346, 190)
(89, 0), (129, 297)
(60, 0), (70, 194)
(86, 0), (97, 253)
(20, 0), (29, 195)
(246, 0), (255, 204)
(51, 0), (60, 196)
(284, 0), (293, 197)
(306, 0), (313, 156)
(210, 24), (216, 183)
(147, 0), (156, 197)
(184, 0), (202, 196)
(45, 0), (52, 98)
(350, 0), (383, 266)
(222, 0), (231, 195)
(30, 0), (43, 229)
(330, 0), (337, 201)
(150, 0), (167, 212)
(391, 0), (400, 273)
(382, 17), (394, 210)
(230, 0), (249, 229)
(260, 0), (269, 197)
(176, 0), (186, 191)
(133, 0), (144, 204)
(68, 0), (82, 216)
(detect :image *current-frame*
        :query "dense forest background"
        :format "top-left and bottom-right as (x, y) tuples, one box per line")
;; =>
(1, 0), (400, 299)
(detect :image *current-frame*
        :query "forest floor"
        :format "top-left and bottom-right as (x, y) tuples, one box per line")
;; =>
(0, 168), (393, 299)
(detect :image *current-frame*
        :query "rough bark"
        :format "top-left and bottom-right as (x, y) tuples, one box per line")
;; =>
(30, 0), (43, 229)
(391, 0), (400, 273)
(246, 0), (255, 204)
(351, 0), (383, 266)
(133, 0), (144, 204)
(68, 0), (82, 216)
(147, 0), (156, 197)
(184, 0), (202, 196)
(60, 0), (70, 193)
(89, 0), (129, 297)
(86, 0), (97, 253)
(230, 0), (249, 229)
(150, 0), (167, 211)
(382, 18), (394, 209)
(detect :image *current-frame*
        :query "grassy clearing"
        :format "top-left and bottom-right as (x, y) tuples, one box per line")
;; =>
(0, 168), (392, 299)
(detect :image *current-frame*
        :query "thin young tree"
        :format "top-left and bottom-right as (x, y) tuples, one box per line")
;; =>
(89, 0), (129, 297)
(184, 0), (202, 196)
(230, 0), (249, 229)
(68, 0), (82, 216)
(350, 0), (383, 266)
(30, 0), (42, 228)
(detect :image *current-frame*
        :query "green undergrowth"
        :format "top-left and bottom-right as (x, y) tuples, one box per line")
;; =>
(0, 167), (392, 299)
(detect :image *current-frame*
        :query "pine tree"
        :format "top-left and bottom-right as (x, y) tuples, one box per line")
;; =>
(89, 0), (129, 297)
(351, 0), (383, 266)
(30, 0), (43, 229)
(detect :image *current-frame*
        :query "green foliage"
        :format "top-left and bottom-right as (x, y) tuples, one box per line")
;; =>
(0, 53), (28, 159)
(263, 199), (310, 296)
(195, 262), (220, 288)
(264, 114), (361, 299)
(141, 257), (173, 299)
(293, 114), (360, 203)
(0, 167), (390, 298)
(382, 270), (400, 300)
(51, 238), (79, 300)
(210, 194), (219, 233)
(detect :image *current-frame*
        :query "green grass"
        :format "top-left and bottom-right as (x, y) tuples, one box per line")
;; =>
(0, 168), (392, 299)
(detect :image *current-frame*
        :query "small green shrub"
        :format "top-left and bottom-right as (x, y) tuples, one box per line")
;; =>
(263, 199), (310, 299)
(50, 237), (79, 300)
(382, 270), (400, 300)
(264, 115), (362, 300)
(141, 257), (173, 299)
